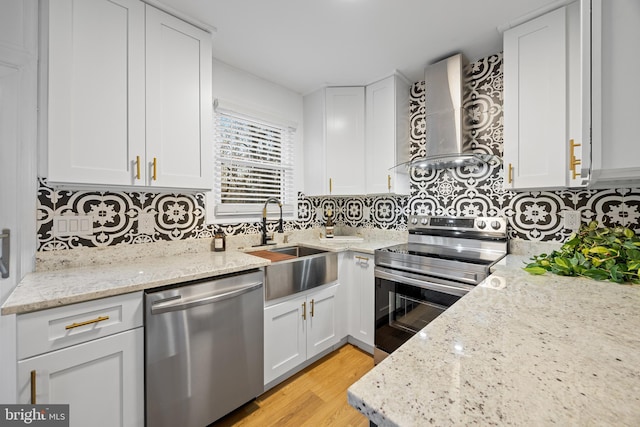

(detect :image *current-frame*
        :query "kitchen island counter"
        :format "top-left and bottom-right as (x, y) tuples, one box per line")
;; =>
(348, 255), (640, 426)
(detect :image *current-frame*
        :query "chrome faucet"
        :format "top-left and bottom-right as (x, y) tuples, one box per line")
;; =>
(262, 197), (283, 245)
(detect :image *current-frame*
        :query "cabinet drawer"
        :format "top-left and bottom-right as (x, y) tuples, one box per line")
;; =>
(17, 292), (143, 360)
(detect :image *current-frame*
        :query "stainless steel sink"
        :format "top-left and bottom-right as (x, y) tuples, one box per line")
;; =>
(265, 246), (327, 258)
(251, 246), (338, 301)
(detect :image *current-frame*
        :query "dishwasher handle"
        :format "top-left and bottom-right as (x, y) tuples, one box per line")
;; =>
(150, 281), (263, 315)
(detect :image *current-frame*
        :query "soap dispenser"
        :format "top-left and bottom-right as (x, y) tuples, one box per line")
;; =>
(325, 209), (334, 238)
(213, 228), (226, 252)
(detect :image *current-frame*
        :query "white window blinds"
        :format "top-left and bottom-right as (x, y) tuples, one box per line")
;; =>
(213, 107), (295, 216)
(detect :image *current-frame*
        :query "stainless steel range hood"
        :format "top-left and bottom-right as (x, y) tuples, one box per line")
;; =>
(408, 53), (498, 170)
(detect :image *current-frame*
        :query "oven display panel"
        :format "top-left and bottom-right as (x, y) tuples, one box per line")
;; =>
(429, 217), (474, 228)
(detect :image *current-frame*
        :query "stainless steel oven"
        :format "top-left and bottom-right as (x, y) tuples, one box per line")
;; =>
(374, 216), (507, 363)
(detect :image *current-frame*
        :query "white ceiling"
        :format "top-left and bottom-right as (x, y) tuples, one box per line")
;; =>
(158, 0), (564, 94)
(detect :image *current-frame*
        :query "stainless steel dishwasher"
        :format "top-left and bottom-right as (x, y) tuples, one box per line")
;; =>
(145, 269), (264, 427)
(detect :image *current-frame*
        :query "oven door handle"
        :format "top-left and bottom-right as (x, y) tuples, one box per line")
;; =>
(375, 267), (472, 297)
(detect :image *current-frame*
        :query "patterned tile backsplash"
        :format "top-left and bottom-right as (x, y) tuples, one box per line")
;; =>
(408, 53), (639, 241)
(37, 178), (408, 251)
(36, 52), (639, 251)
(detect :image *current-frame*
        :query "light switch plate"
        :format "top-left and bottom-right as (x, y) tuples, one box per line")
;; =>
(54, 215), (93, 237)
(564, 210), (581, 231)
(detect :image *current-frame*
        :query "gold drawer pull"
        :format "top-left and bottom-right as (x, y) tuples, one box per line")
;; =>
(329, 178), (332, 194)
(136, 155), (141, 180)
(569, 139), (581, 179)
(387, 174), (391, 191)
(302, 302), (307, 320)
(508, 163), (513, 184)
(30, 370), (36, 404)
(65, 315), (110, 330)
(152, 157), (158, 181)
(355, 256), (369, 261)
(310, 299), (315, 317)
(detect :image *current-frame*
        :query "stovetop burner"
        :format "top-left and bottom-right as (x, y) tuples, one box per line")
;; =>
(378, 243), (497, 266)
(375, 216), (508, 286)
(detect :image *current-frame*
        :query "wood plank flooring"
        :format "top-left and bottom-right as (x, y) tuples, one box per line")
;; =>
(211, 344), (373, 427)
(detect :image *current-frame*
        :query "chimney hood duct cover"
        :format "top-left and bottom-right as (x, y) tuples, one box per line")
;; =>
(406, 53), (499, 170)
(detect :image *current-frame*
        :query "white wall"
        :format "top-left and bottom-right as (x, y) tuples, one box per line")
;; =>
(212, 58), (305, 193)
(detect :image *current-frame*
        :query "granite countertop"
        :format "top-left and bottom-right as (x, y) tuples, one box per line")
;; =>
(1, 237), (403, 315)
(348, 255), (640, 426)
(1, 251), (270, 315)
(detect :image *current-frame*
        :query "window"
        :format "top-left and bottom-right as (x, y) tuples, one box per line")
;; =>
(210, 102), (296, 219)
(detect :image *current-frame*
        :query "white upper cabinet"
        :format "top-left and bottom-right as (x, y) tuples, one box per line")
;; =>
(145, 6), (212, 189)
(365, 75), (410, 195)
(503, 1), (589, 190)
(590, 0), (640, 187)
(304, 87), (366, 196)
(303, 77), (410, 197)
(47, 0), (146, 187)
(46, 0), (212, 190)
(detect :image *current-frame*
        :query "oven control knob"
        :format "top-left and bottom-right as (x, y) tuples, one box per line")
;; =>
(491, 220), (502, 230)
(411, 217), (418, 225)
(477, 220), (486, 229)
(421, 218), (428, 225)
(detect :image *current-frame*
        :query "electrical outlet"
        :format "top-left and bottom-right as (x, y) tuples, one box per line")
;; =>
(137, 213), (155, 235)
(564, 210), (581, 231)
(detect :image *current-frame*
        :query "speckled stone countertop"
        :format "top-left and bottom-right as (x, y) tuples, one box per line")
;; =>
(1, 251), (270, 315)
(348, 255), (640, 426)
(1, 236), (404, 315)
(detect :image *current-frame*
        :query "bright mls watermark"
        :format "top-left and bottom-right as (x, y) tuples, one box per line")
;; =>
(0, 405), (69, 426)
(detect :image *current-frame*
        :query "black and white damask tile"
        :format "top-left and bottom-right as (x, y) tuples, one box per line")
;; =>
(36, 177), (409, 251)
(35, 51), (639, 251)
(408, 53), (640, 241)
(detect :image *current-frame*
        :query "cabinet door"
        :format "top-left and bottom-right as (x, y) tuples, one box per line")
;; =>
(264, 296), (306, 385)
(349, 254), (375, 350)
(145, 6), (213, 190)
(17, 329), (144, 427)
(47, 0), (145, 186)
(325, 87), (365, 195)
(307, 284), (340, 359)
(591, 0), (640, 186)
(365, 76), (410, 195)
(503, 7), (568, 189)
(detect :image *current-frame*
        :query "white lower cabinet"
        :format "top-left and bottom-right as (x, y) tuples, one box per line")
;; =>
(16, 292), (144, 427)
(346, 252), (374, 351)
(264, 284), (340, 385)
(17, 329), (143, 427)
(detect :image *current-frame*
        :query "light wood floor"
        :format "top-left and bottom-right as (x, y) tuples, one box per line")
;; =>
(211, 344), (374, 427)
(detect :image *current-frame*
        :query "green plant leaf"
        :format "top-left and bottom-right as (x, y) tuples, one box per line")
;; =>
(589, 246), (611, 255)
(524, 221), (640, 284)
(582, 269), (610, 281)
(554, 257), (572, 270)
(523, 266), (547, 275)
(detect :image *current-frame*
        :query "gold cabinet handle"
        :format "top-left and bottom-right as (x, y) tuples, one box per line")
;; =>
(329, 178), (332, 194)
(310, 299), (315, 317)
(355, 255), (369, 262)
(152, 157), (157, 181)
(65, 315), (109, 330)
(302, 301), (306, 320)
(30, 370), (36, 404)
(569, 139), (581, 179)
(136, 155), (141, 180)
(387, 174), (391, 191)
(507, 163), (513, 184)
